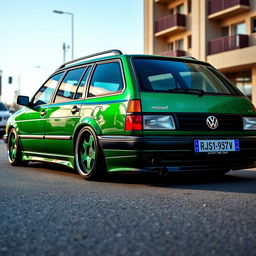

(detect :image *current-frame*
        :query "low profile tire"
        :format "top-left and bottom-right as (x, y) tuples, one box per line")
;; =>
(75, 127), (106, 180)
(7, 128), (25, 166)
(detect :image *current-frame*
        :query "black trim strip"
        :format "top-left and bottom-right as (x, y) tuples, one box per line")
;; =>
(19, 135), (72, 140)
(44, 135), (72, 140)
(98, 135), (256, 150)
(19, 135), (44, 139)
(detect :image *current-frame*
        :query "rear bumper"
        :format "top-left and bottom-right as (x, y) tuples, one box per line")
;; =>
(98, 135), (256, 172)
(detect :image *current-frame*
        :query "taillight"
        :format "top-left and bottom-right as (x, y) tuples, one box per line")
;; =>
(125, 99), (176, 131)
(127, 99), (142, 112)
(125, 100), (142, 131)
(125, 115), (142, 131)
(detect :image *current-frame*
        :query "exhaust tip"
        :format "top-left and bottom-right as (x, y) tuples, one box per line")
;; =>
(159, 167), (168, 177)
(152, 157), (161, 166)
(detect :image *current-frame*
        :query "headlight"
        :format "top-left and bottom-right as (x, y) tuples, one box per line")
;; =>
(243, 117), (256, 130)
(4, 115), (10, 120)
(143, 115), (175, 130)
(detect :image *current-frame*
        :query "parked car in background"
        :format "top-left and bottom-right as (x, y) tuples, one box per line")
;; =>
(4, 50), (256, 180)
(0, 102), (11, 136)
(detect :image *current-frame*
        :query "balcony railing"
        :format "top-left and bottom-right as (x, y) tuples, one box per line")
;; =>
(208, 0), (250, 15)
(160, 50), (186, 57)
(208, 34), (249, 55)
(155, 14), (186, 34)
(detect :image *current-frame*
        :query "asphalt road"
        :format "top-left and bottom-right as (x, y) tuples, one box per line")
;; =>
(0, 139), (256, 256)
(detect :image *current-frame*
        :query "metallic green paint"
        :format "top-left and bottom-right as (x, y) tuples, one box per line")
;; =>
(4, 54), (256, 175)
(140, 92), (254, 114)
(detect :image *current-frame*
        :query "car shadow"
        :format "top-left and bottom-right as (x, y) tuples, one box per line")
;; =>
(105, 170), (256, 194)
(26, 161), (78, 177)
(26, 161), (256, 195)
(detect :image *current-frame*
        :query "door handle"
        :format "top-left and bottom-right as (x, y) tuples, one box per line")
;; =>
(40, 110), (47, 117)
(71, 105), (80, 114)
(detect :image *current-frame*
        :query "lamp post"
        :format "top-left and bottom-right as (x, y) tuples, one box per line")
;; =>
(53, 10), (74, 60)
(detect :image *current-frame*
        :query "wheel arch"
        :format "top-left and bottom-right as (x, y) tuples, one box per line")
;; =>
(72, 117), (102, 149)
(7, 125), (25, 151)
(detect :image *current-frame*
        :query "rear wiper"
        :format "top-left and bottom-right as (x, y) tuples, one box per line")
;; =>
(168, 88), (205, 97)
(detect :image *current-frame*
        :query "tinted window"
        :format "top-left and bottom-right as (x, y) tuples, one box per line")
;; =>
(74, 66), (92, 99)
(54, 68), (85, 103)
(0, 102), (7, 111)
(88, 62), (124, 97)
(133, 58), (239, 95)
(33, 73), (63, 105)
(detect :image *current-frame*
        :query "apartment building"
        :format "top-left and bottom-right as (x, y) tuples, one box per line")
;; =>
(144, 0), (256, 103)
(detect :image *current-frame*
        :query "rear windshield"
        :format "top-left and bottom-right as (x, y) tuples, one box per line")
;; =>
(132, 58), (241, 96)
(0, 102), (7, 111)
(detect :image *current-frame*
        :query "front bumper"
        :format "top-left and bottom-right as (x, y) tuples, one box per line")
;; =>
(98, 135), (256, 172)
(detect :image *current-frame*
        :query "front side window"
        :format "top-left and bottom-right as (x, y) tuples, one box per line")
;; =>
(33, 73), (63, 105)
(54, 67), (85, 103)
(88, 62), (124, 97)
(132, 58), (240, 96)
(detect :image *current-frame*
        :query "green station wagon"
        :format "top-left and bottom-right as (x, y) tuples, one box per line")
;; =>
(4, 49), (256, 179)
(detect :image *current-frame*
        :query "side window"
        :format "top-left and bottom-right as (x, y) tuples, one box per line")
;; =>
(33, 73), (63, 105)
(74, 66), (92, 99)
(88, 62), (124, 97)
(54, 67), (85, 103)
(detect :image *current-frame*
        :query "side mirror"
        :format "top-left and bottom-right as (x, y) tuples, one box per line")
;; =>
(17, 95), (30, 107)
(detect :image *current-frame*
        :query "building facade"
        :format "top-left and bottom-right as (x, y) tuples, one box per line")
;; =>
(144, 0), (256, 103)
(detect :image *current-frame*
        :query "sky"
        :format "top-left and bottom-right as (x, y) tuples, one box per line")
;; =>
(0, 0), (143, 105)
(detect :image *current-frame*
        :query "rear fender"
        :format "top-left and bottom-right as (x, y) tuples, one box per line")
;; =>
(73, 117), (102, 148)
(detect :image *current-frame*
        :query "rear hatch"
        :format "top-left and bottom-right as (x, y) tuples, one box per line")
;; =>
(132, 56), (255, 132)
(140, 91), (253, 114)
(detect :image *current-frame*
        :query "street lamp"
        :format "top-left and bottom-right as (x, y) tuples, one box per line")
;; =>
(53, 10), (74, 60)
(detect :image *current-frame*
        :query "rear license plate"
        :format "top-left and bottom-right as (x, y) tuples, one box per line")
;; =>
(194, 139), (240, 153)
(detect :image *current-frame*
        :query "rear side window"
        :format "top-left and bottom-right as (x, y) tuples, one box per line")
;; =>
(33, 73), (63, 105)
(54, 67), (85, 103)
(88, 62), (124, 97)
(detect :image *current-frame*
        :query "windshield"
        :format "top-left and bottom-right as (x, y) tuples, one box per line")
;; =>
(132, 58), (241, 96)
(0, 102), (8, 111)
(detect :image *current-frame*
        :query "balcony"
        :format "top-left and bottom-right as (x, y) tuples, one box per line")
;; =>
(160, 50), (186, 57)
(155, 14), (186, 37)
(208, 34), (249, 55)
(208, 0), (250, 20)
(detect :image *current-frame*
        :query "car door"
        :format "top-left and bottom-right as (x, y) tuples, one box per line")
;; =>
(44, 66), (92, 155)
(81, 60), (126, 134)
(17, 72), (64, 153)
